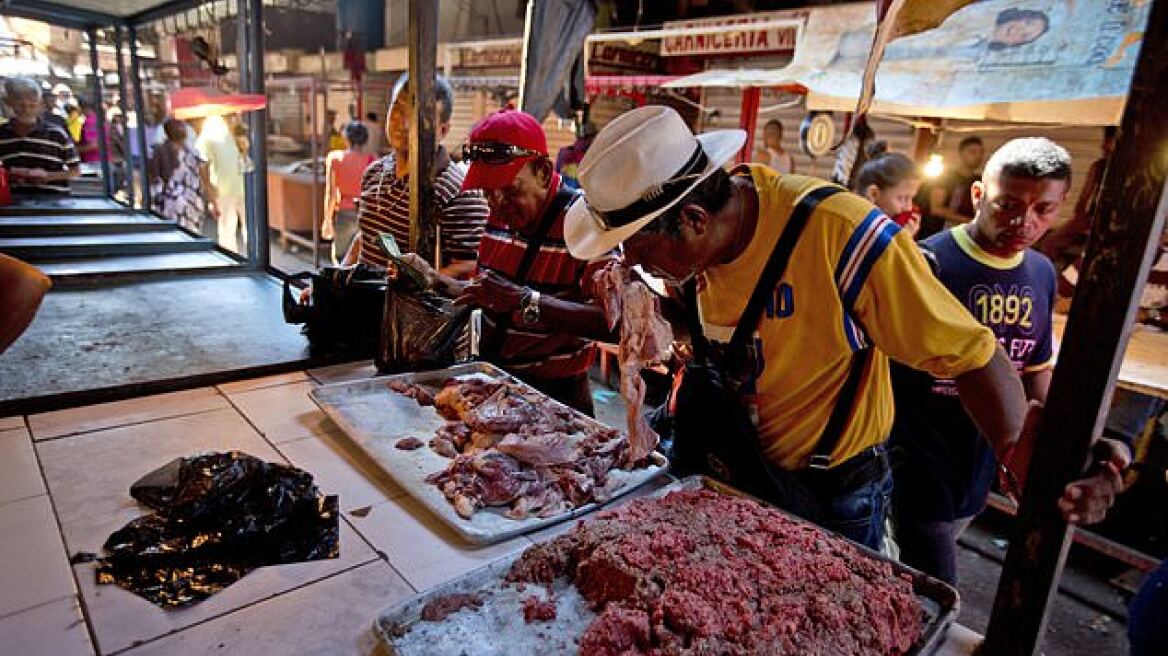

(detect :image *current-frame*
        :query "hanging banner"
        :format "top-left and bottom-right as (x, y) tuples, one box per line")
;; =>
(790, 0), (1150, 115)
(660, 11), (804, 57)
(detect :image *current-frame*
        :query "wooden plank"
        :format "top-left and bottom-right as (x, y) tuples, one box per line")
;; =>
(1053, 314), (1168, 400)
(407, 0), (439, 262)
(981, 1), (1168, 653)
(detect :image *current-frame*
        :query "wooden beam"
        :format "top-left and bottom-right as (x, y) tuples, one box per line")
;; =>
(407, 0), (439, 262)
(982, 1), (1168, 653)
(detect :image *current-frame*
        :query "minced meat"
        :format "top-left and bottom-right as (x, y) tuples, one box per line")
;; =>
(508, 489), (923, 655)
(419, 593), (483, 621)
(521, 594), (557, 623)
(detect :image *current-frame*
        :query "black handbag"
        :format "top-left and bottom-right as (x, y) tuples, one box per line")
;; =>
(282, 263), (387, 357)
(671, 185), (874, 522)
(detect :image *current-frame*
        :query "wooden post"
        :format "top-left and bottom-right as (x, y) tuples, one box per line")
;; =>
(87, 27), (112, 198)
(407, 0), (439, 262)
(736, 86), (761, 165)
(982, 1), (1168, 653)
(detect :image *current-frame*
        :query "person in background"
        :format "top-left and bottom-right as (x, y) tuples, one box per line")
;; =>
(0, 254), (51, 355)
(362, 111), (383, 155)
(890, 138), (1128, 585)
(64, 103), (83, 144)
(196, 114), (247, 253)
(77, 97), (103, 165)
(345, 74), (488, 278)
(1038, 126), (1117, 270)
(754, 119), (796, 174)
(149, 118), (214, 234)
(41, 91), (68, 135)
(920, 135), (984, 237)
(397, 109), (615, 415)
(325, 109), (346, 153)
(555, 121), (597, 190)
(0, 77), (80, 195)
(852, 141), (922, 238)
(107, 107), (128, 194)
(324, 121), (375, 265)
(52, 83), (73, 113)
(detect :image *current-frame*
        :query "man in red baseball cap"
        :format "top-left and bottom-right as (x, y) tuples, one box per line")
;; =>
(399, 109), (614, 414)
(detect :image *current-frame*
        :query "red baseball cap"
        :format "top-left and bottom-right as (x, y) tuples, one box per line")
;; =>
(461, 109), (548, 191)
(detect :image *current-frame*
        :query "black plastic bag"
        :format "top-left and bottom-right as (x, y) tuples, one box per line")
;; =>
(94, 451), (339, 609)
(376, 287), (471, 374)
(283, 263), (387, 358)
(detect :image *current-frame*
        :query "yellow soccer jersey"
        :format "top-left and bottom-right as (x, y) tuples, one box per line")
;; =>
(698, 166), (998, 470)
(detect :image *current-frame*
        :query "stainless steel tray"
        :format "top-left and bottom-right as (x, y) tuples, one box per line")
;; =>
(373, 475), (960, 656)
(309, 362), (669, 545)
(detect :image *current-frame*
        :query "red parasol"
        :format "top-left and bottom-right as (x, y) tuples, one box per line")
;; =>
(169, 87), (266, 120)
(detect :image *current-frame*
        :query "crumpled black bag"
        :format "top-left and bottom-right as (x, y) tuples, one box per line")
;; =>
(94, 451), (339, 609)
(282, 263), (388, 358)
(376, 286), (471, 374)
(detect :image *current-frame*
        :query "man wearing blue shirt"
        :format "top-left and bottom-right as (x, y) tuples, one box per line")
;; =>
(891, 137), (1128, 585)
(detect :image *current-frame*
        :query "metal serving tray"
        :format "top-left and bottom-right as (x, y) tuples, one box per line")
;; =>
(309, 362), (669, 545)
(373, 475), (960, 656)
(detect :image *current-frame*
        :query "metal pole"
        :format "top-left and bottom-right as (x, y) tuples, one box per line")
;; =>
(407, 0), (438, 261)
(87, 27), (113, 198)
(981, 0), (1168, 652)
(113, 27), (136, 206)
(310, 77), (320, 270)
(244, 0), (271, 269)
(128, 25), (152, 212)
(315, 48), (327, 269)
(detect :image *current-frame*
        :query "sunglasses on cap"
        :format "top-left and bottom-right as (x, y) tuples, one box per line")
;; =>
(461, 142), (543, 165)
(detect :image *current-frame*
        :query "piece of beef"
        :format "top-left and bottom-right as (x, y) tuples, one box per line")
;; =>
(521, 594), (557, 623)
(419, 593), (483, 621)
(496, 432), (578, 466)
(395, 437), (424, 451)
(387, 380), (435, 406)
(429, 436), (458, 458)
(593, 263), (672, 468)
(508, 490), (923, 656)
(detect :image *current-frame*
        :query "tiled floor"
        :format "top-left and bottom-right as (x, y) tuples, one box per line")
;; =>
(0, 372), (539, 656)
(0, 369), (981, 655)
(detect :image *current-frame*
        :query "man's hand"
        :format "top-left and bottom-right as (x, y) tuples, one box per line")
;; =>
(1001, 402), (1130, 526)
(1058, 438), (1130, 525)
(387, 253), (438, 289)
(455, 271), (528, 314)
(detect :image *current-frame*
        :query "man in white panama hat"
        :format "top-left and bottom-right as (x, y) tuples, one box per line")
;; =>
(564, 105), (1125, 549)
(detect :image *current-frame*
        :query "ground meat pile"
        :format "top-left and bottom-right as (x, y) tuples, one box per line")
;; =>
(507, 490), (923, 655)
(389, 376), (645, 520)
(419, 593), (483, 621)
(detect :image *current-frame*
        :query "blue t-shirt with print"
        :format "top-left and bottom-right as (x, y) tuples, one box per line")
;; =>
(891, 226), (1055, 521)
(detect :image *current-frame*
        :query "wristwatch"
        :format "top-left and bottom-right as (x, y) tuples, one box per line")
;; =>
(520, 289), (541, 325)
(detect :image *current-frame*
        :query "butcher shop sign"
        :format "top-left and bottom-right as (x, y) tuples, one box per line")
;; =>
(661, 11), (804, 57)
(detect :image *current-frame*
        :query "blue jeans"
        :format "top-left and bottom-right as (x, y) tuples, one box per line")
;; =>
(1104, 388), (1166, 449)
(1130, 560), (1168, 656)
(804, 445), (894, 551)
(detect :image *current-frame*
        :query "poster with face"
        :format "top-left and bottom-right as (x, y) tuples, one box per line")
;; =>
(787, 0), (1150, 111)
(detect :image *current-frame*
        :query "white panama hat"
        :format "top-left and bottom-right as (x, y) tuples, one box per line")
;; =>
(564, 105), (746, 261)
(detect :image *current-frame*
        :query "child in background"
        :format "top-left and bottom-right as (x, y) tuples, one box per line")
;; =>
(853, 141), (922, 237)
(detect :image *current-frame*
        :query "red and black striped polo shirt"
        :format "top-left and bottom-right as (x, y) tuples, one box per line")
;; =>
(478, 173), (615, 381)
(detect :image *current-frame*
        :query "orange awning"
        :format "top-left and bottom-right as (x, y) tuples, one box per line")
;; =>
(169, 87), (266, 120)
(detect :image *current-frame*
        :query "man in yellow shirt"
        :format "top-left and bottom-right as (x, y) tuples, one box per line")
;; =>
(565, 106), (1126, 549)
